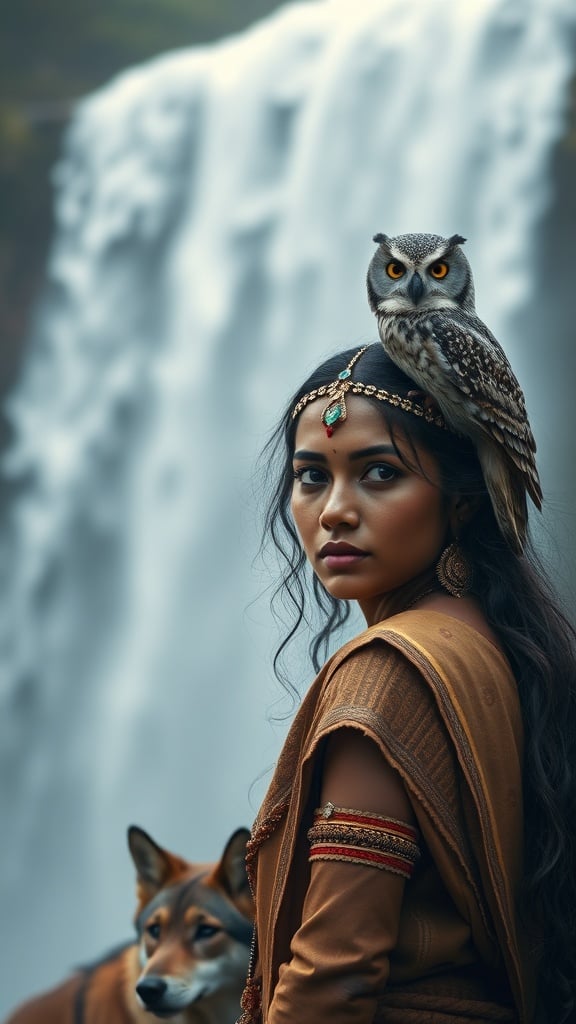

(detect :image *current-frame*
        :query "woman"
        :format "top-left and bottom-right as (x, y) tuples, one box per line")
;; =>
(239, 343), (576, 1024)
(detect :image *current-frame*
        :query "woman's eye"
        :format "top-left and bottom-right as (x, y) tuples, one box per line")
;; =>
(293, 467), (327, 485)
(146, 922), (161, 940)
(363, 464), (398, 483)
(429, 261), (449, 279)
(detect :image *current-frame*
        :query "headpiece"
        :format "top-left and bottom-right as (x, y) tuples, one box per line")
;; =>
(291, 346), (448, 436)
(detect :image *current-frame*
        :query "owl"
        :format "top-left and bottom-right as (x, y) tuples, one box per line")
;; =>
(366, 231), (542, 553)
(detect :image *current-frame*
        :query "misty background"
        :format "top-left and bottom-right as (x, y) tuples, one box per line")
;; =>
(1, 0), (576, 1016)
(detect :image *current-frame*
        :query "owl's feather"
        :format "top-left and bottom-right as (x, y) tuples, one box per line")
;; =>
(476, 439), (529, 555)
(380, 309), (542, 508)
(367, 232), (542, 552)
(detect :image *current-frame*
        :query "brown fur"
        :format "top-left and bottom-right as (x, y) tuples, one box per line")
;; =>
(4, 827), (253, 1024)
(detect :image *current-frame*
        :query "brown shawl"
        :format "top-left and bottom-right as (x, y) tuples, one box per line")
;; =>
(247, 610), (536, 1023)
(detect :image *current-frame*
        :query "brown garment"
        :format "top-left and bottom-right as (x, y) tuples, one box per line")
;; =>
(245, 611), (536, 1023)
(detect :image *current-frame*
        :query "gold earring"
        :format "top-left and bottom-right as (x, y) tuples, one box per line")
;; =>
(436, 541), (472, 598)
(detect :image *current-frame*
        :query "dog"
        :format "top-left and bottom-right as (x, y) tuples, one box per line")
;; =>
(4, 825), (253, 1024)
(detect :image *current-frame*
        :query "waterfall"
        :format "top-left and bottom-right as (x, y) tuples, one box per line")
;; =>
(2, 0), (575, 1012)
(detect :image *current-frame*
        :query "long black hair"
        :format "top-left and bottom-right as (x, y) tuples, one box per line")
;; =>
(260, 342), (576, 1022)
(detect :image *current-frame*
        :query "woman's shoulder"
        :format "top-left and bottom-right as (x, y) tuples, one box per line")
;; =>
(405, 593), (503, 651)
(320, 604), (518, 730)
(316, 629), (433, 737)
(331, 599), (509, 674)
(312, 606), (522, 774)
(377, 603), (514, 684)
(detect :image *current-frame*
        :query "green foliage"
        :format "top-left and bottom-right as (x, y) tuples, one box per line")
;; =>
(1, 0), (289, 100)
(0, 0), (294, 406)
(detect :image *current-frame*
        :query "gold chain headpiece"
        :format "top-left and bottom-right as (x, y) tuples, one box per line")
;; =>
(291, 346), (448, 436)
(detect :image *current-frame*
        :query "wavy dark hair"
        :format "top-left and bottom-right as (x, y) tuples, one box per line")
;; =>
(260, 341), (576, 1023)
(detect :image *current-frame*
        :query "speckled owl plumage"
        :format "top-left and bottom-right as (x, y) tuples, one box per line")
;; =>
(366, 231), (542, 553)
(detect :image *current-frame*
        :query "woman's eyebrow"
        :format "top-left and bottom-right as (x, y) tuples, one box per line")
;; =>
(349, 444), (397, 460)
(293, 450), (327, 462)
(293, 444), (398, 463)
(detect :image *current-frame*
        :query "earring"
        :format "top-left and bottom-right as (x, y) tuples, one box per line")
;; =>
(436, 541), (472, 598)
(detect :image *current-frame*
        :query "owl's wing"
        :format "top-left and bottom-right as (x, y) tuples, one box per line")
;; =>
(422, 310), (542, 509)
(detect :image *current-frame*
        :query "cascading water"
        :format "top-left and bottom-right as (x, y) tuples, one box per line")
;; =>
(2, 0), (575, 1013)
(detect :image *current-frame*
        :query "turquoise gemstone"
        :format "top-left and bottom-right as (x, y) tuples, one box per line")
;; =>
(338, 368), (351, 380)
(324, 403), (343, 425)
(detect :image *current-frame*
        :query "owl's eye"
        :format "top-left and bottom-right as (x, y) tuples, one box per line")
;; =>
(386, 262), (405, 280)
(429, 261), (449, 279)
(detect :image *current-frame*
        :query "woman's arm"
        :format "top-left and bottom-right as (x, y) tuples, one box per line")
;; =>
(321, 727), (417, 822)
(267, 728), (419, 1024)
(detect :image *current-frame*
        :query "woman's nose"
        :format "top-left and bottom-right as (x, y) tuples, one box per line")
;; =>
(319, 485), (359, 530)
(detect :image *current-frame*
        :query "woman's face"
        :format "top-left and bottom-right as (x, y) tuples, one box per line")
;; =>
(291, 395), (453, 624)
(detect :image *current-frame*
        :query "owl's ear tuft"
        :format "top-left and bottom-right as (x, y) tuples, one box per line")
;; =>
(373, 233), (390, 245)
(447, 234), (466, 248)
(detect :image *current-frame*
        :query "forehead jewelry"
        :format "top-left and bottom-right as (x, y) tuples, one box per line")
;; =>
(292, 346), (448, 436)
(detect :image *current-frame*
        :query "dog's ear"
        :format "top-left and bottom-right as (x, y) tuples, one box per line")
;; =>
(213, 828), (253, 920)
(127, 825), (190, 904)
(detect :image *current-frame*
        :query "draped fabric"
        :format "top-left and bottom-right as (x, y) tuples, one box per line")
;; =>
(245, 610), (536, 1023)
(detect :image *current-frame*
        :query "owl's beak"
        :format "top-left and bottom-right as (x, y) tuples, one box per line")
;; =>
(408, 272), (424, 305)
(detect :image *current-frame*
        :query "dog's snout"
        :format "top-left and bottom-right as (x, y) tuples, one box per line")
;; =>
(136, 976), (168, 1007)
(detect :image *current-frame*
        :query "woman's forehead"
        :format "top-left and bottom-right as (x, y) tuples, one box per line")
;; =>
(292, 395), (438, 473)
(294, 395), (403, 449)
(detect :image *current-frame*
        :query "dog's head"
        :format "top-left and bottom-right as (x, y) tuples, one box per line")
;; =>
(127, 825), (253, 1022)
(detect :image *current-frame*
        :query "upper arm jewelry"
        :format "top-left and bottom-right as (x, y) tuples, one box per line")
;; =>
(307, 802), (420, 879)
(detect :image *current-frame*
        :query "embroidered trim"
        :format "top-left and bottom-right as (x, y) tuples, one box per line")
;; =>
(245, 799), (289, 891)
(307, 805), (420, 879)
(237, 977), (262, 1024)
(237, 800), (289, 1023)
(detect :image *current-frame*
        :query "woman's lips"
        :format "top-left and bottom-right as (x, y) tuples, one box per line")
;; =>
(319, 542), (368, 568)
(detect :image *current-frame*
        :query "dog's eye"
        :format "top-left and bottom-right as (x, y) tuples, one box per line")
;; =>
(196, 923), (221, 941)
(146, 922), (161, 941)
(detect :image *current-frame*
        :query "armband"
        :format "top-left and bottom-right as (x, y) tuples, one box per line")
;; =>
(307, 802), (420, 879)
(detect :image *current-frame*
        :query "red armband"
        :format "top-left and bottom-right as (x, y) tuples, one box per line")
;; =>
(307, 802), (420, 879)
